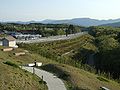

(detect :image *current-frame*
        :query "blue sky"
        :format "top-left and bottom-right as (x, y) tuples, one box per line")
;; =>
(0, 0), (120, 21)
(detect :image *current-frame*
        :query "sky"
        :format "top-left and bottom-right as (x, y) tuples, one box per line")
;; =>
(0, 0), (120, 21)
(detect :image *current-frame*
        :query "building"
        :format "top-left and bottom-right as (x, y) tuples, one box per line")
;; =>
(2, 36), (18, 48)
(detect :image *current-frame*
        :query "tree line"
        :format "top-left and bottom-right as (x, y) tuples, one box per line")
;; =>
(0, 23), (82, 37)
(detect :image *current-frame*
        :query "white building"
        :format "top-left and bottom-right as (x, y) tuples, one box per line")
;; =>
(2, 36), (18, 48)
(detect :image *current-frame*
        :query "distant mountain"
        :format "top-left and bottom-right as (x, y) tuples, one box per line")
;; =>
(101, 22), (120, 27)
(40, 18), (120, 26)
(0, 20), (40, 24)
(1, 21), (29, 24)
(1, 18), (120, 26)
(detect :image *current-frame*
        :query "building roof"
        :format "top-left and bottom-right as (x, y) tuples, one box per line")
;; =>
(3, 36), (16, 41)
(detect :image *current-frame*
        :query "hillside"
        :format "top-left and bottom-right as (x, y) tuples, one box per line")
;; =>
(40, 63), (120, 90)
(0, 47), (48, 90)
(19, 34), (97, 66)
(1, 31), (120, 90)
(0, 42), (119, 90)
(19, 34), (120, 90)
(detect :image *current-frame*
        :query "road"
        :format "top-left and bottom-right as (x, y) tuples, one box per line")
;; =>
(22, 66), (67, 90)
(17, 32), (87, 43)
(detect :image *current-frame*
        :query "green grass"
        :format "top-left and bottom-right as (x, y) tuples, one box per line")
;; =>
(19, 34), (96, 56)
(0, 47), (48, 90)
(0, 42), (119, 90)
(0, 62), (48, 90)
(97, 76), (109, 82)
(19, 34), (97, 68)
(40, 64), (70, 81)
(18, 34), (120, 90)
(3, 61), (19, 68)
(40, 63), (120, 90)
(0, 47), (119, 90)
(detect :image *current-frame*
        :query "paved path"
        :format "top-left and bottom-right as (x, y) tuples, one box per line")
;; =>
(22, 66), (67, 90)
(17, 32), (87, 43)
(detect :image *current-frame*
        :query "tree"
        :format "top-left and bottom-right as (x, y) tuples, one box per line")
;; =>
(97, 37), (119, 52)
(68, 25), (75, 34)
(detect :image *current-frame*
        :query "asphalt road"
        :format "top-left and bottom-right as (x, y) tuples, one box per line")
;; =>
(22, 66), (67, 90)
(17, 32), (87, 43)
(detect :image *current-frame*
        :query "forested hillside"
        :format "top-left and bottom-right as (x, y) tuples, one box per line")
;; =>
(88, 26), (120, 79)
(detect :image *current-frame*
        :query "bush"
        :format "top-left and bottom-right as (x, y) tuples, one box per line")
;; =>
(3, 61), (19, 68)
(40, 64), (70, 80)
(39, 80), (47, 84)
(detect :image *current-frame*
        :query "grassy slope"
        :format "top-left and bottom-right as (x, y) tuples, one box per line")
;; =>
(6, 48), (120, 90)
(19, 34), (97, 55)
(0, 47), (48, 90)
(0, 34), (119, 90)
(19, 34), (97, 67)
(18, 34), (120, 90)
(40, 64), (120, 90)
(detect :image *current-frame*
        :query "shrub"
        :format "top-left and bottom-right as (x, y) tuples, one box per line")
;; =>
(3, 61), (19, 68)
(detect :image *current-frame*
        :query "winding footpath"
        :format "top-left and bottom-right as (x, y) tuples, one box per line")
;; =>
(22, 66), (67, 90)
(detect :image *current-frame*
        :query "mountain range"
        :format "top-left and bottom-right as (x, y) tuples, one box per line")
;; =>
(101, 22), (120, 27)
(40, 18), (120, 27)
(1, 18), (120, 27)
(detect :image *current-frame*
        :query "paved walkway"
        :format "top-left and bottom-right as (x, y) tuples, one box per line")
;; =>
(22, 66), (67, 90)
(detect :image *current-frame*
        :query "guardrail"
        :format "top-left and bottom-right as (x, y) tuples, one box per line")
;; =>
(17, 32), (88, 44)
